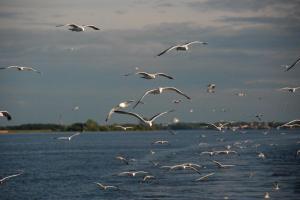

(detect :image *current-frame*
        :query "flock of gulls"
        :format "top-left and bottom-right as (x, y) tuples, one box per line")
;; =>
(0, 21), (300, 200)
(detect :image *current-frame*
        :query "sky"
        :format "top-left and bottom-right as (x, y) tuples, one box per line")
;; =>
(0, 0), (300, 126)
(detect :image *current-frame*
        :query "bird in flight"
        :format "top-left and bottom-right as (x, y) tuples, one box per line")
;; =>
(279, 87), (300, 93)
(152, 140), (169, 144)
(0, 66), (41, 74)
(118, 171), (148, 177)
(133, 87), (191, 108)
(95, 182), (118, 190)
(195, 173), (215, 181)
(124, 71), (174, 80)
(56, 24), (100, 32)
(106, 100), (135, 122)
(57, 132), (80, 141)
(0, 111), (12, 121)
(282, 56), (300, 71)
(157, 41), (208, 56)
(207, 84), (216, 93)
(114, 110), (174, 127)
(115, 125), (133, 131)
(115, 156), (129, 165)
(212, 160), (235, 168)
(0, 170), (23, 185)
(205, 122), (231, 131)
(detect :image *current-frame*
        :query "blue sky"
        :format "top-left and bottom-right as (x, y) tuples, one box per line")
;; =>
(0, 0), (299, 125)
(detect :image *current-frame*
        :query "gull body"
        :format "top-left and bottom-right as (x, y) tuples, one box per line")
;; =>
(114, 110), (174, 127)
(212, 160), (235, 168)
(106, 100), (135, 122)
(264, 192), (270, 199)
(95, 182), (118, 190)
(133, 87), (190, 108)
(56, 24), (100, 32)
(0, 171), (23, 184)
(279, 87), (300, 93)
(0, 111), (12, 121)
(57, 132), (80, 141)
(258, 152), (266, 159)
(157, 41), (208, 56)
(0, 66), (41, 74)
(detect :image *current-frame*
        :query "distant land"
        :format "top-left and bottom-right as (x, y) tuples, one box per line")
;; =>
(0, 119), (298, 133)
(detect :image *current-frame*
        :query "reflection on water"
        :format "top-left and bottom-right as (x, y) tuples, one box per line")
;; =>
(0, 130), (299, 200)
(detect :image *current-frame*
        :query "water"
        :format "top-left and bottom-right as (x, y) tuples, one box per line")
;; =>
(0, 130), (299, 200)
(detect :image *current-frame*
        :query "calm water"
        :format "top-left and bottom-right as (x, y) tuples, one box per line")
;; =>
(0, 130), (300, 200)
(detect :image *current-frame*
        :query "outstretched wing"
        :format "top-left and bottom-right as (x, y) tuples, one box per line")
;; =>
(85, 25), (100, 30)
(0, 111), (12, 121)
(162, 87), (191, 99)
(279, 87), (291, 90)
(156, 73), (174, 79)
(157, 45), (179, 56)
(150, 110), (174, 122)
(114, 110), (145, 123)
(106, 107), (117, 122)
(56, 24), (80, 28)
(133, 89), (157, 108)
(184, 41), (208, 46)
(286, 56), (300, 71)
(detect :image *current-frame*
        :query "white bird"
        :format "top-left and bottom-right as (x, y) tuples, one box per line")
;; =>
(157, 41), (208, 56)
(258, 152), (266, 159)
(106, 100), (135, 122)
(277, 119), (300, 129)
(0, 111), (12, 121)
(273, 182), (280, 191)
(236, 92), (246, 97)
(0, 171), (23, 184)
(153, 140), (169, 144)
(124, 71), (174, 80)
(0, 66), (41, 74)
(143, 175), (155, 182)
(115, 125), (133, 131)
(264, 192), (270, 199)
(205, 122), (230, 131)
(161, 163), (201, 174)
(283, 56), (300, 71)
(95, 182), (118, 190)
(133, 87), (191, 108)
(118, 171), (148, 177)
(207, 84), (216, 93)
(279, 86), (300, 93)
(195, 173), (215, 181)
(115, 156), (129, 165)
(114, 110), (174, 127)
(200, 151), (216, 156)
(56, 24), (100, 32)
(214, 150), (238, 155)
(212, 160), (235, 168)
(57, 132), (80, 141)
(72, 106), (80, 111)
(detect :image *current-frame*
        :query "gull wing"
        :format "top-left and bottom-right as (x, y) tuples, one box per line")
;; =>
(0, 111), (12, 120)
(114, 110), (146, 124)
(184, 41), (208, 46)
(286, 56), (300, 71)
(162, 87), (191, 99)
(157, 45), (180, 56)
(106, 107), (117, 122)
(95, 182), (105, 189)
(24, 67), (42, 74)
(133, 89), (157, 108)
(0, 172), (23, 182)
(156, 73), (174, 79)
(85, 25), (100, 30)
(56, 24), (80, 28)
(279, 87), (291, 90)
(212, 160), (222, 168)
(70, 132), (80, 139)
(195, 173), (215, 181)
(150, 110), (174, 122)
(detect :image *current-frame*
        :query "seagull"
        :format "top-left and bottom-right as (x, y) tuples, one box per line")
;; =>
(277, 119), (300, 129)
(161, 164), (201, 174)
(283, 56), (300, 71)
(212, 160), (235, 168)
(195, 173), (215, 181)
(106, 100), (135, 122)
(207, 84), (216, 93)
(72, 106), (80, 111)
(0, 111), (12, 121)
(258, 152), (266, 159)
(115, 125), (133, 131)
(95, 182), (118, 190)
(133, 87), (191, 108)
(0, 66), (41, 74)
(273, 182), (280, 191)
(0, 171), (23, 184)
(200, 151), (216, 156)
(57, 132), (80, 141)
(157, 41), (208, 56)
(153, 140), (169, 144)
(114, 110), (174, 127)
(279, 87), (300, 93)
(264, 192), (270, 199)
(205, 122), (230, 131)
(118, 171), (148, 177)
(124, 71), (174, 80)
(115, 156), (129, 165)
(214, 150), (238, 155)
(56, 24), (100, 32)
(236, 92), (246, 97)
(143, 175), (155, 182)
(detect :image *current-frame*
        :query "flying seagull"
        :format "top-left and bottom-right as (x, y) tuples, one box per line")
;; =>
(106, 100), (135, 122)
(195, 173), (215, 181)
(133, 87), (191, 108)
(277, 119), (300, 129)
(0, 171), (23, 184)
(212, 160), (235, 168)
(279, 87), (300, 93)
(0, 66), (41, 74)
(95, 182), (118, 190)
(114, 110), (174, 127)
(57, 132), (80, 141)
(207, 84), (216, 93)
(152, 140), (169, 144)
(124, 71), (174, 80)
(115, 125), (133, 131)
(0, 111), (12, 121)
(157, 41), (208, 56)
(205, 122), (230, 131)
(115, 156), (129, 165)
(282, 56), (300, 71)
(118, 171), (148, 177)
(56, 24), (100, 32)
